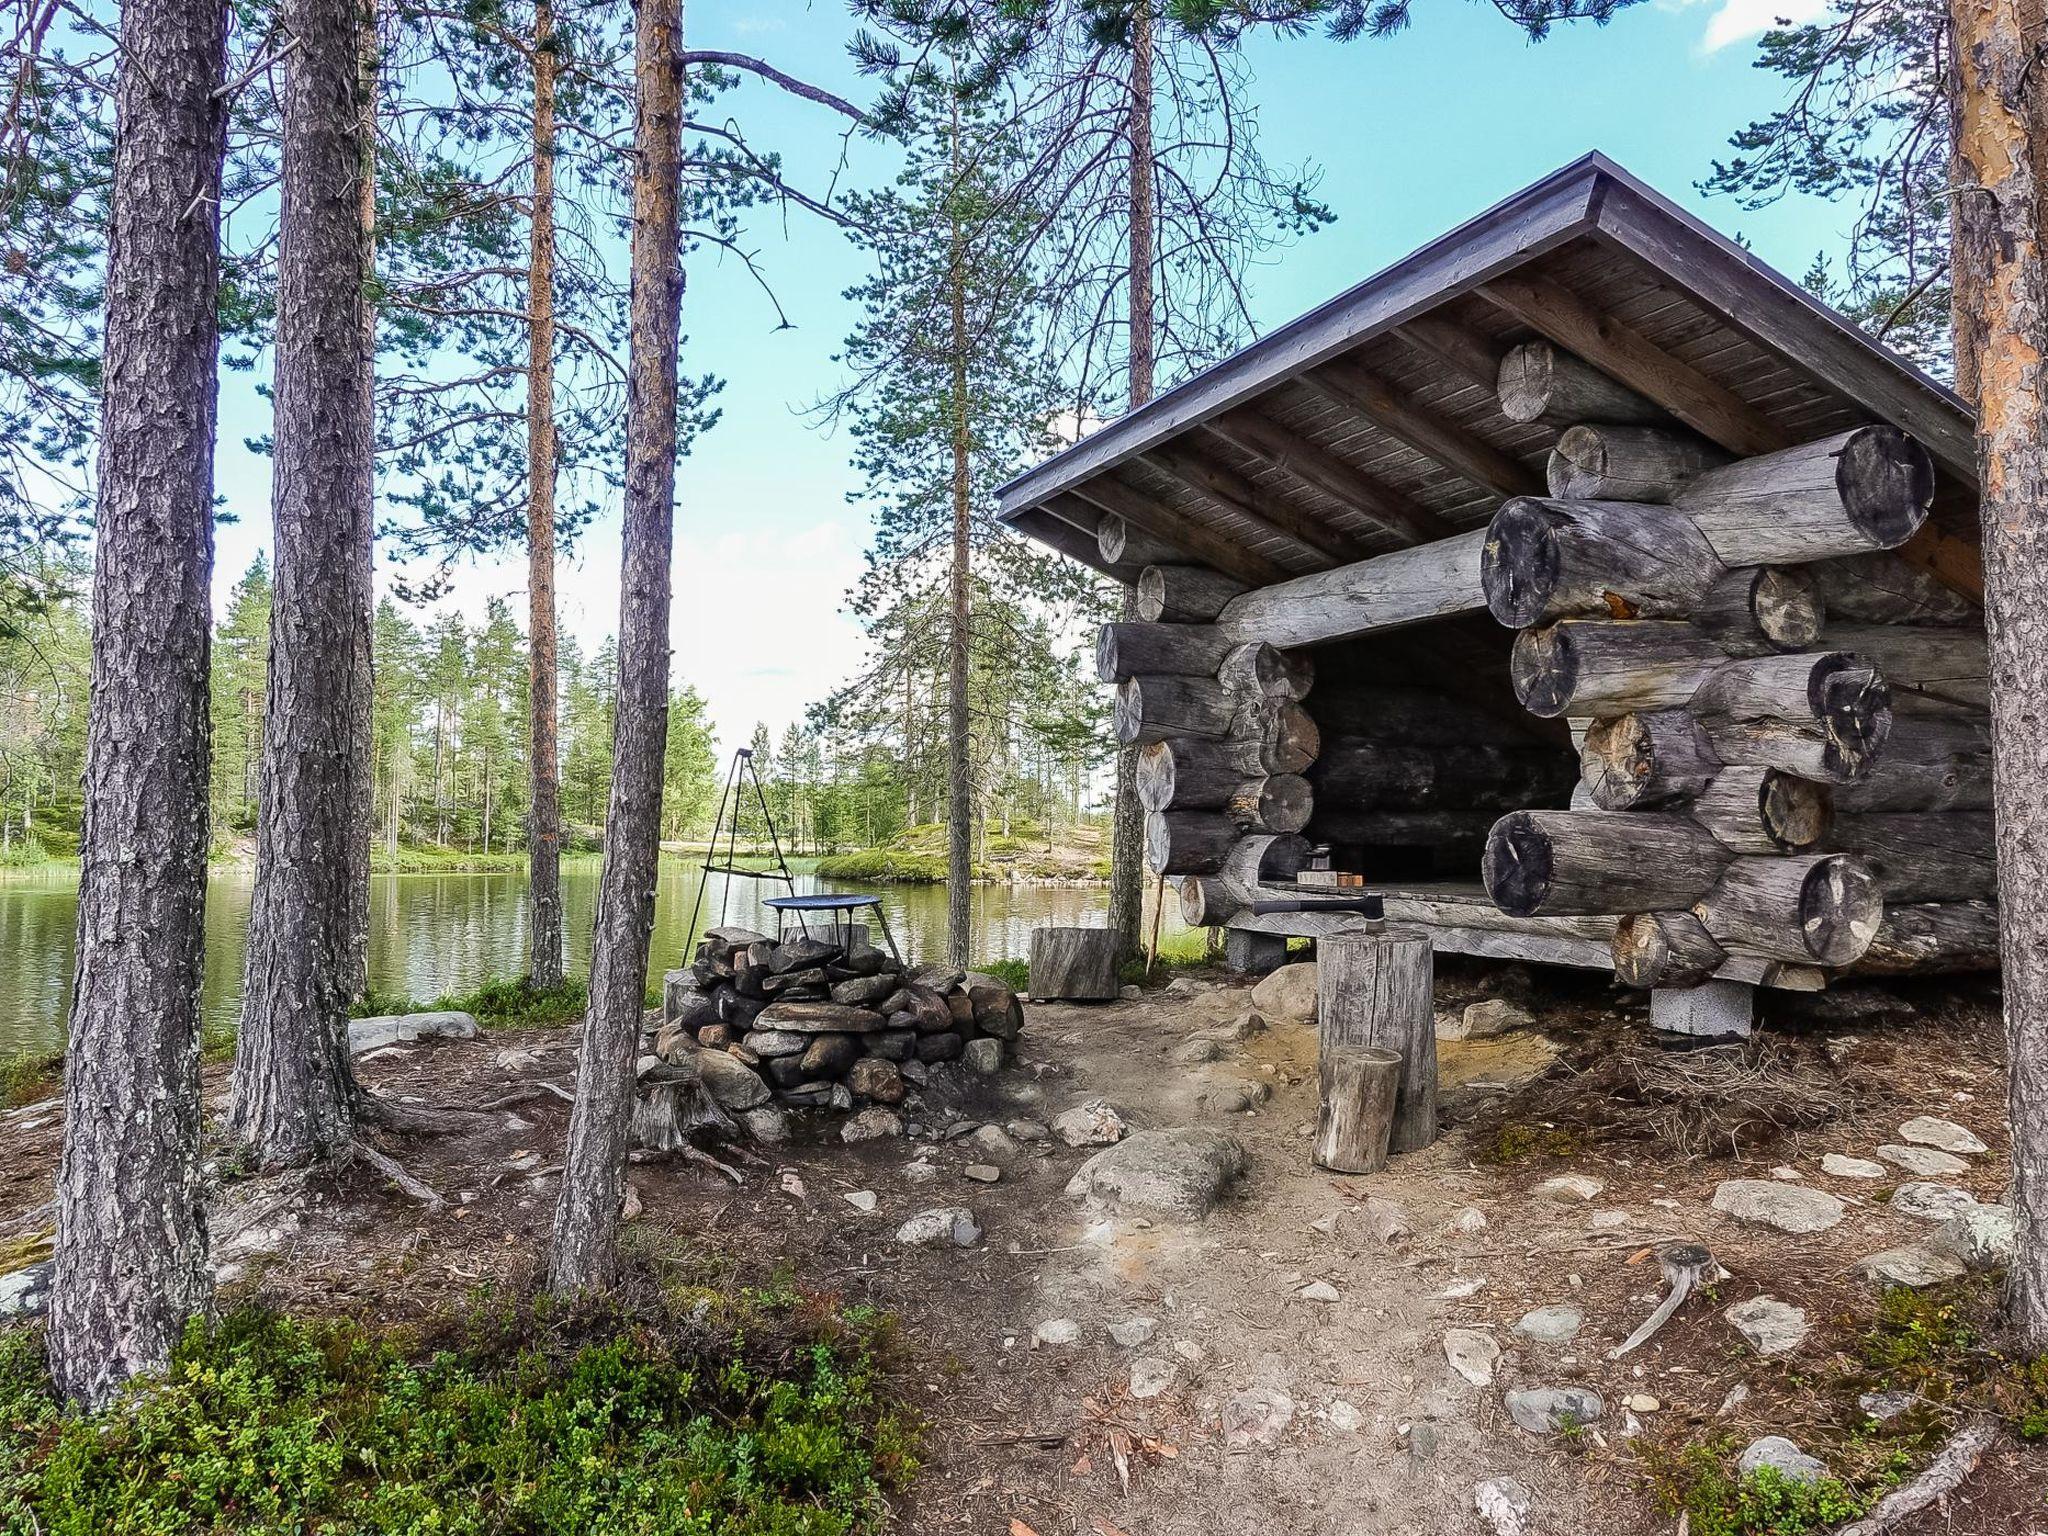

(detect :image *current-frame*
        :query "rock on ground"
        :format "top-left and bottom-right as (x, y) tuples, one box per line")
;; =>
(1534, 1173), (1604, 1203)
(1248, 962), (1317, 1024)
(1443, 1329), (1501, 1386)
(1898, 1115), (1989, 1154)
(840, 1106), (903, 1143)
(1738, 1435), (1828, 1486)
(1473, 1476), (1535, 1536)
(1821, 1153), (1886, 1179)
(1221, 1386), (1296, 1448)
(896, 1207), (982, 1248)
(1444, 998), (1534, 1041)
(1889, 1182), (1981, 1222)
(1935, 1204), (2016, 1271)
(696, 1048), (772, 1111)
(1711, 1180), (1845, 1234)
(347, 1010), (478, 1055)
(1050, 1099), (1128, 1147)
(1108, 1317), (1159, 1348)
(1854, 1246), (1968, 1289)
(1504, 1387), (1603, 1434)
(0, 1261), (50, 1320)
(1064, 1128), (1248, 1220)
(1724, 1296), (1809, 1355)
(1876, 1143), (1971, 1177)
(1033, 1318), (1081, 1346)
(1513, 1305), (1582, 1344)
(1129, 1357), (1177, 1399)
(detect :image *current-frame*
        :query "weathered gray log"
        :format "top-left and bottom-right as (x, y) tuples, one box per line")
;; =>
(1138, 736), (1312, 808)
(1483, 809), (1732, 917)
(1691, 767), (1832, 854)
(1095, 622), (1232, 683)
(1136, 563), (1248, 623)
(1245, 698), (1321, 775)
(1673, 426), (1935, 565)
(1223, 929), (1288, 973)
(1692, 853), (1883, 966)
(1546, 423), (1728, 502)
(1580, 710), (1722, 809)
(1224, 773), (1314, 833)
(1313, 738), (1577, 811)
(1496, 340), (1665, 425)
(1214, 529), (1489, 647)
(1824, 626), (1988, 712)
(1832, 812), (1998, 901)
(1850, 901), (2000, 974)
(1217, 640), (1313, 701)
(1114, 675), (1236, 744)
(1832, 715), (1993, 812)
(1028, 926), (1122, 1001)
(1482, 497), (1725, 627)
(1317, 927), (1437, 1153)
(1511, 620), (1726, 718)
(1145, 810), (1246, 875)
(1315, 1044), (1403, 1174)
(1612, 910), (1728, 989)
(1810, 552), (1979, 626)
(1695, 567), (1826, 655)
(1095, 511), (1180, 569)
(1690, 652), (1893, 783)
(1176, 833), (1311, 925)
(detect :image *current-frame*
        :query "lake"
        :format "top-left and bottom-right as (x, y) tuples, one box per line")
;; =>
(0, 858), (1187, 1059)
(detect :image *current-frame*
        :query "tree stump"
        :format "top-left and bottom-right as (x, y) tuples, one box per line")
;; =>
(1315, 1044), (1403, 1173)
(1317, 926), (1437, 1154)
(1029, 926), (1122, 1002)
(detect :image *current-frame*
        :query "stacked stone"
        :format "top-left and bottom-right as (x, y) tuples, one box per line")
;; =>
(658, 924), (1023, 1111)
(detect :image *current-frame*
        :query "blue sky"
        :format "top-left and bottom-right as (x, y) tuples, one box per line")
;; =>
(211, 0), (1840, 752)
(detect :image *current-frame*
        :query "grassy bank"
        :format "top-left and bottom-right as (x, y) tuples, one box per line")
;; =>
(813, 821), (1109, 885)
(351, 975), (589, 1030)
(0, 1289), (917, 1535)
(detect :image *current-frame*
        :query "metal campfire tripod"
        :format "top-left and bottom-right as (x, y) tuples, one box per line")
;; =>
(684, 746), (796, 941)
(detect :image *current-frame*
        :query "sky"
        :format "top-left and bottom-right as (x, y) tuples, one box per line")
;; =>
(208, 0), (1843, 756)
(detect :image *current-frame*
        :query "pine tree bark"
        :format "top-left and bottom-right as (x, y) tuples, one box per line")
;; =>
(944, 97), (974, 970)
(526, 0), (566, 990)
(1106, 1), (1157, 959)
(547, 0), (685, 1293)
(1948, 0), (2048, 1346)
(228, 0), (372, 1164)
(345, 0), (379, 1002)
(49, 0), (227, 1411)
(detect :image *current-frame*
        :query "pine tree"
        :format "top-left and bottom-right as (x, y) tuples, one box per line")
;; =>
(210, 556), (273, 830)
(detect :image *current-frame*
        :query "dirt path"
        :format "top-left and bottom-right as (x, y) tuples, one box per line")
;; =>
(3, 965), (2043, 1534)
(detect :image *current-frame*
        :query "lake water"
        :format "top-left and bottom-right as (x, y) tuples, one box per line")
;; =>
(0, 859), (1186, 1058)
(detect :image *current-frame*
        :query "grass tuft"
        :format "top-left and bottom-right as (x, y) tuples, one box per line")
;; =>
(351, 975), (589, 1030)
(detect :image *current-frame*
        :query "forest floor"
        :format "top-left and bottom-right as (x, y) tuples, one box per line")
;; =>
(1, 963), (2042, 1535)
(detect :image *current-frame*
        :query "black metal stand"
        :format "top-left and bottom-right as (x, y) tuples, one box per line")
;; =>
(683, 747), (798, 945)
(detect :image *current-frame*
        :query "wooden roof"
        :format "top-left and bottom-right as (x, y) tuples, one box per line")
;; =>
(997, 154), (1980, 598)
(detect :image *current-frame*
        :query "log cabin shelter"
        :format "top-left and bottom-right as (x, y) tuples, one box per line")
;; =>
(996, 153), (1996, 1006)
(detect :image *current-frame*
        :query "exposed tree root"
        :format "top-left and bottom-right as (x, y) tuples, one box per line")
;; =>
(474, 1081), (576, 1110)
(1838, 1419), (2001, 1536)
(340, 1137), (447, 1210)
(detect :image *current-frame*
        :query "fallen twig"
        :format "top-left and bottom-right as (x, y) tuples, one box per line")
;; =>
(344, 1138), (446, 1209)
(1838, 1419), (2001, 1536)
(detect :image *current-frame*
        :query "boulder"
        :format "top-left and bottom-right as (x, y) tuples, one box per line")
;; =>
(1444, 998), (1535, 1041)
(841, 1106), (904, 1144)
(347, 1010), (479, 1055)
(865, 1029), (916, 1062)
(1725, 1296), (1809, 1355)
(962, 973), (1025, 1040)
(770, 936), (841, 973)
(738, 1107), (789, 1145)
(1738, 1436), (1827, 1486)
(962, 1037), (1005, 1076)
(717, 991), (768, 1029)
(746, 1028), (809, 1059)
(895, 1206), (982, 1247)
(1934, 1203), (2016, 1272)
(830, 973), (899, 1007)
(847, 1058), (906, 1105)
(914, 1031), (964, 1063)
(1504, 1387), (1604, 1435)
(798, 1033), (861, 1077)
(1889, 1182), (1981, 1222)
(1711, 1180), (1844, 1234)
(1854, 1245), (1967, 1288)
(754, 1001), (887, 1034)
(1249, 962), (1316, 1023)
(704, 925), (770, 951)
(1189, 1074), (1271, 1116)
(1898, 1115), (1989, 1155)
(901, 985), (956, 1035)
(1064, 1128), (1247, 1220)
(1052, 1099), (1128, 1147)
(970, 1124), (1024, 1163)
(695, 1049), (771, 1111)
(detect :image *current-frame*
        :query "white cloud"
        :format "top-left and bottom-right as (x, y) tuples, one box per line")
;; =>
(1696, 0), (1830, 51)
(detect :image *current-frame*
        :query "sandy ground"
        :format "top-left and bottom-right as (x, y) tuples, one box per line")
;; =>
(2, 962), (2045, 1535)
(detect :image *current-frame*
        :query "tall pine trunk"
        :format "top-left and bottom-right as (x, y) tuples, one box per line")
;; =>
(945, 100), (974, 969)
(1948, 0), (2048, 1346)
(344, 0), (379, 1003)
(547, 0), (685, 1293)
(49, 0), (226, 1410)
(228, 0), (373, 1164)
(1105, 1), (1156, 959)
(526, 0), (566, 990)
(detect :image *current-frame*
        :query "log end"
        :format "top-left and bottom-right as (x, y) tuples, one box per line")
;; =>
(1482, 810), (1553, 918)
(1753, 567), (1826, 652)
(1494, 342), (1555, 423)
(1508, 625), (1577, 718)
(1581, 714), (1657, 810)
(1135, 565), (1167, 622)
(1799, 853), (1884, 966)
(1813, 656), (1895, 780)
(1113, 677), (1145, 745)
(1481, 498), (1564, 628)
(1836, 426), (1936, 550)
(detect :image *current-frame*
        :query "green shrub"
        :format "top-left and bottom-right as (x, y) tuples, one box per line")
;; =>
(1643, 1441), (1873, 1536)
(978, 958), (1029, 992)
(0, 1301), (916, 1536)
(350, 976), (588, 1030)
